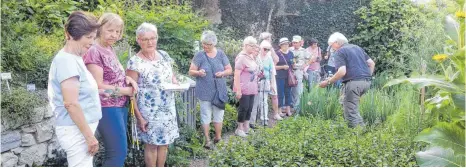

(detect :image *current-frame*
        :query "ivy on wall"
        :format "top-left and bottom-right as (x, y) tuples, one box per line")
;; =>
(352, 0), (446, 74)
(272, 0), (369, 49)
(217, 0), (368, 49)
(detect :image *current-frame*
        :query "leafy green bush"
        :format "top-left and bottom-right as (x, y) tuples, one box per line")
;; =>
(1, 0), (209, 89)
(195, 103), (238, 138)
(1, 33), (62, 88)
(210, 117), (421, 167)
(385, 1), (465, 166)
(94, 1), (209, 74)
(352, 0), (446, 74)
(1, 0), (82, 37)
(1, 88), (46, 130)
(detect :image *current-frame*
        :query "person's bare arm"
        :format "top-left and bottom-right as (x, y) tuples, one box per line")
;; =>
(367, 59), (375, 75)
(86, 64), (134, 96)
(329, 66), (346, 83)
(215, 64), (233, 77)
(126, 70), (147, 132)
(271, 51), (279, 65)
(188, 62), (206, 77)
(224, 64), (233, 76)
(270, 64), (277, 92)
(61, 77), (98, 155)
(233, 70), (242, 99)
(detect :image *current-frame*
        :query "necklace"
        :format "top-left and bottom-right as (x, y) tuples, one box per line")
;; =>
(141, 51), (156, 61)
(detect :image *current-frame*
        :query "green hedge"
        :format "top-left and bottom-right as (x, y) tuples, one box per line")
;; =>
(1, 0), (209, 89)
(352, 0), (446, 74)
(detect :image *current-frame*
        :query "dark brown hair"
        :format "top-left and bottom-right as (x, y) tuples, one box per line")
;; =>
(308, 38), (319, 45)
(64, 11), (100, 40)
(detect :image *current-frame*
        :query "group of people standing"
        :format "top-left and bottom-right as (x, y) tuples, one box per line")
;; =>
(49, 11), (179, 167)
(47, 10), (375, 167)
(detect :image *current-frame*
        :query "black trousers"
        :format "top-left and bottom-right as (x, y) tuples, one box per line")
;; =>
(237, 95), (255, 122)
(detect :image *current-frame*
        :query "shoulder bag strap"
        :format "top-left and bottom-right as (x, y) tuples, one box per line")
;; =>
(278, 51), (292, 72)
(203, 52), (220, 90)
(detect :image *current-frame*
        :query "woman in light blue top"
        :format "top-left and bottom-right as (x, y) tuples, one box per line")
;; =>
(48, 11), (103, 167)
(250, 40), (276, 127)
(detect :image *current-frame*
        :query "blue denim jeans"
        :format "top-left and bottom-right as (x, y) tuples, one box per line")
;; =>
(97, 107), (128, 167)
(276, 77), (292, 107)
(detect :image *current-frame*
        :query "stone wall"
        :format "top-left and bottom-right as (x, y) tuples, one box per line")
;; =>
(1, 105), (65, 167)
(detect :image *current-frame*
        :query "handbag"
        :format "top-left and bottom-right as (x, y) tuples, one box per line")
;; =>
(204, 53), (227, 110)
(278, 51), (298, 87)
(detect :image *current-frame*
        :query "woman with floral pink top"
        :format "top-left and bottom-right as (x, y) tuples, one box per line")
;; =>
(233, 36), (259, 137)
(83, 13), (137, 167)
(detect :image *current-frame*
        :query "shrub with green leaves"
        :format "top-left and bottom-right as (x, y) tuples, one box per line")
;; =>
(352, 0), (446, 74)
(385, 0), (465, 166)
(1, 88), (46, 130)
(210, 117), (421, 167)
(94, 1), (210, 74)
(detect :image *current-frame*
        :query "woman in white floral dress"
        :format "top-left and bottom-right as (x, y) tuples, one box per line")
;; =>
(126, 22), (179, 167)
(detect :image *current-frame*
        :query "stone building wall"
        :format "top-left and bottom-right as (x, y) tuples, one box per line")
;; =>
(1, 105), (65, 167)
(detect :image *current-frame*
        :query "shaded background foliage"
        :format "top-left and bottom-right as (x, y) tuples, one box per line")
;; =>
(272, 0), (368, 49)
(352, 0), (447, 75)
(217, 0), (368, 49)
(1, 0), (461, 167)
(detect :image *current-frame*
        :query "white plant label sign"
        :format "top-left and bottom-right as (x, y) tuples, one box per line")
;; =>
(1, 73), (12, 80)
(27, 84), (36, 92)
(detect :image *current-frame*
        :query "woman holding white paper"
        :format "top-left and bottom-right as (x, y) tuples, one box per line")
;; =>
(126, 22), (179, 167)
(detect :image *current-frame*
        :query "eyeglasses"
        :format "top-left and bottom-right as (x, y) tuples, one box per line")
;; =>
(202, 43), (213, 47)
(263, 48), (270, 52)
(246, 44), (258, 48)
(140, 37), (157, 43)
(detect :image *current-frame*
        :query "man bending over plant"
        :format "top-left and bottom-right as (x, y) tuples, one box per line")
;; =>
(319, 32), (375, 128)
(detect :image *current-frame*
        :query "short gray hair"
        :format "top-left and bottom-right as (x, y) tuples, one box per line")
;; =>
(136, 22), (158, 39)
(201, 30), (218, 45)
(328, 32), (348, 45)
(259, 32), (272, 41)
(243, 36), (257, 46)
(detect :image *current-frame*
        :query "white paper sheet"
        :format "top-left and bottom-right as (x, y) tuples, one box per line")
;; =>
(161, 83), (191, 91)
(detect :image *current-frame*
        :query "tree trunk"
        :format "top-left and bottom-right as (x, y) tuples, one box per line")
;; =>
(266, 3), (275, 32)
(194, 0), (222, 24)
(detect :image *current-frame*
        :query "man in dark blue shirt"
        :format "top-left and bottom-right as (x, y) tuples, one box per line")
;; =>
(319, 32), (376, 128)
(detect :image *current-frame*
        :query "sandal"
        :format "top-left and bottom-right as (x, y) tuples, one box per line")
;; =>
(213, 139), (221, 144)
(204, 141), (213, 149)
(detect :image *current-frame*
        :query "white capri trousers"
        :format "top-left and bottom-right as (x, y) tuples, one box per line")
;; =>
(200, 100), (225, 124)
(55, 122), (98, 167)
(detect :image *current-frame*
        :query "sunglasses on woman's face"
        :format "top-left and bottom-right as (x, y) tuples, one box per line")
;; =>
(263, 48), (270, 52)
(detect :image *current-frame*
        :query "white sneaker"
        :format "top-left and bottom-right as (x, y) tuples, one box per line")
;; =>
(235, 129), (247, 137)
(274, 114), (283, 120)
